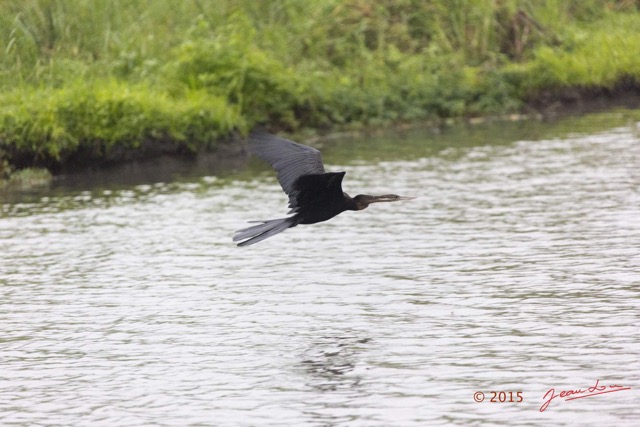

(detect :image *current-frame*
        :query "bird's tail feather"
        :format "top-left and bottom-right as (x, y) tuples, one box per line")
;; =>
(233, 217), (296, 247)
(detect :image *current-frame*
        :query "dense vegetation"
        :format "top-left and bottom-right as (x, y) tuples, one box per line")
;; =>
(1, 0), (639, 178)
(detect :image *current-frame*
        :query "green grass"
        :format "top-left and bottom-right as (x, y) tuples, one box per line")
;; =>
(1, 82), (243, 168)
(1, 0), (639, 176)
(514, 13), (640, 93)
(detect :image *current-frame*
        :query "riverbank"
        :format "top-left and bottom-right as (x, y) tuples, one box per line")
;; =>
(2, 1), (640, 186)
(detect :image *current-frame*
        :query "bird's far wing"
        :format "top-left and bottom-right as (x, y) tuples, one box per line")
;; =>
(249, 132), (326, 195)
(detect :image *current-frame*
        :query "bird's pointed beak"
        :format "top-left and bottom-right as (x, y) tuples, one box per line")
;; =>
(368, 194), (417, 203)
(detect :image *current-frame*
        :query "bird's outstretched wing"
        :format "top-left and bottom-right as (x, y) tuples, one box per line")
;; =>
(249, 132), (325, 196)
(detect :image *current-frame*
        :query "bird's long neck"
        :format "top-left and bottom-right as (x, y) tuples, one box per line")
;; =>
(343, 193), (361, 211)
(346, 194), (372, 211)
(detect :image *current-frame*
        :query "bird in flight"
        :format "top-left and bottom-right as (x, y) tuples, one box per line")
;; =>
(233, 132), (415, 246)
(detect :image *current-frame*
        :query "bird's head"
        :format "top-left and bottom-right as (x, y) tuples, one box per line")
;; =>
(352, 194), (416, 210)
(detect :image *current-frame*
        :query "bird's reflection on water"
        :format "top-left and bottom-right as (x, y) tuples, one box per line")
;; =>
(300, 335), (371, 392)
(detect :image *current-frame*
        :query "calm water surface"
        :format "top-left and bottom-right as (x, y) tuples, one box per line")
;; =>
(1, 111), (639, 426)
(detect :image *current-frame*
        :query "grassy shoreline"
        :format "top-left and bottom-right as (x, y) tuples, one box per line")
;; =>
(2, 1), (640, 183)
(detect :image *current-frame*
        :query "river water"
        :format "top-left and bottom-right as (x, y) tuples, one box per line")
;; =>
(1, 111), (639, 426)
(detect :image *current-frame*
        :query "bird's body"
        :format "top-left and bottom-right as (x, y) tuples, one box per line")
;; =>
(290, 172), (352, 224)
(233, 133), (414, 246)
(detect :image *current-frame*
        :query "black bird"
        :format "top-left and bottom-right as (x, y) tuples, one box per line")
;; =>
(233, 133), (415, 246)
